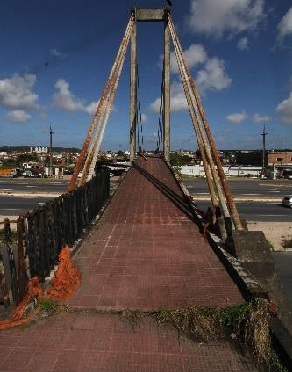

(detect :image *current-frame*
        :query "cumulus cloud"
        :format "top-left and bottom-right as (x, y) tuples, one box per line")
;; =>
(170, 81), (189, 111)
(53, 79), (97, 115)
(170, 44), (207, 73)
(7, 110), (31, 123)
(237, 37), (248, 50)
(277, 7), (292, 39)
(153, 43), (231, 112)
(253, 113), (270, 122)
(150, 81), (188, 113)
(0, 74), (39, 110)
(226, 110), (247, 124)
(195, 58), (232, 92)
(187, 0), (265, 37)
(276, 93), (292, 123)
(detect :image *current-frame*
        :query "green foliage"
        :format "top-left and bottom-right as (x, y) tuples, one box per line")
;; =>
(219, 302), (250, 329)
(16, 153), (39, 165)
(117, 150), (126, 158)
(37, 299), (56, 313)
(234, 150), (264, 166)
(0, 228), (18, 242)
(170, 152), (192, 166)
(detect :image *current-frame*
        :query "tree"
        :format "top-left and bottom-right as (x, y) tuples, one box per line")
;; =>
(170, 152), (192, 166)
(16, 153), (39, 166)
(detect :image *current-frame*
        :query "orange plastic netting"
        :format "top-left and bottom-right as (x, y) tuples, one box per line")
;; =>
(0, 276), (42, 330)
(46, 245), (81, 301)
(0, 245), (81, 330)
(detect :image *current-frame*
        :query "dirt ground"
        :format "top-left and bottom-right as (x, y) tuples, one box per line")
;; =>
(247, 221), (292, 251)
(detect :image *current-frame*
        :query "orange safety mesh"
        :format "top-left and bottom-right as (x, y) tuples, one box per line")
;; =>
(0, 276), (42, 330)
(46, 245), (81, 301)
(0, 245), (81, 330)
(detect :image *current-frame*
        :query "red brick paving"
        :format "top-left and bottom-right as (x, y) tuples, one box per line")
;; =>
(0, 313), (257, 372)
(0, 156), (258, 371)
(69, 156), (243, 310)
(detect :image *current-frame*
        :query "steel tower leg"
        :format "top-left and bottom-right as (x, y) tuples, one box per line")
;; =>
(163, 11), (170, 162)
(130, 9), (137, 161)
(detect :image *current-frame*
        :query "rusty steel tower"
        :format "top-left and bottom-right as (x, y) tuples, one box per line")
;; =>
(130, 7), (170, 162)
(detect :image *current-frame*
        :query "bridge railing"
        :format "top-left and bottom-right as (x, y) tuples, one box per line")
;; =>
(0, 168), (110, 307)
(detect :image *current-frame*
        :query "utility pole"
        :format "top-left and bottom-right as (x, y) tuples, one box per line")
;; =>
(49, 125), (54, 177)
(261, 124), (268, 178)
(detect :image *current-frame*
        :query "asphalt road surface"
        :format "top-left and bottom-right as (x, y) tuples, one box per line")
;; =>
(0, 178), (68, 194)
(1, 177), (292, 220)
(184, 178), (292, 222)
(183, 177), (292, 200)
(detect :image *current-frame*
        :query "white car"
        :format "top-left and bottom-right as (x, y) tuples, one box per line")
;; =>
(282, 196), (292, 208)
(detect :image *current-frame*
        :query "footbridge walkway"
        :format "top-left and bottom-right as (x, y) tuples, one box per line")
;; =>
(0, 156), (259, 372)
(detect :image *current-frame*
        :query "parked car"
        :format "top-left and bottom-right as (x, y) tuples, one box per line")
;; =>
(282, 196), (292, 208)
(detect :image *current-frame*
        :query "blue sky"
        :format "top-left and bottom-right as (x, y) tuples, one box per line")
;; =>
(0, 0), (291, 151)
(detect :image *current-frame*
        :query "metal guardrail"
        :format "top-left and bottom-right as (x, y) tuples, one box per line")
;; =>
(0, 168), (110, 307)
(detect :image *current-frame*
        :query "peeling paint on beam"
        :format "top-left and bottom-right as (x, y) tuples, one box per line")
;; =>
(136, 8), (166, 22)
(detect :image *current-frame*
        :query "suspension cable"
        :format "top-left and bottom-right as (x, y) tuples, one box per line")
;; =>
(81, 21), (132, 185)
(68, 14), (135, 191)
(168, 15), (243, 229)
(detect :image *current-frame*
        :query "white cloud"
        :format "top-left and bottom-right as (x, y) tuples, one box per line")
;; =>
(276, 93), (292, 124)
(149, 98), (160, 113)
(170, 44), (207, 73)
(277, 7), (292, 39)
(0, 74), (39, 110)
(84, 101), (98, 115)
(7, 109), (31, 123)
(196, 58), (232, 92)
(50, 48), (67, 59)
(187, 0), (265, 37)
(226, 110), (247, 124)
(151, 56), (231, 112)
(150, 81), (188, 113)
(140, 113), (147, 124)
(237, 37), (248, 50)
(153, 45), (231, 112)
(53, 79), (97, 115)
(170, 81), (189, 111)
(253, 113), (270, 122)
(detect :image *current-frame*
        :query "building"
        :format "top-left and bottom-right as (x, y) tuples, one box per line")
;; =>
(267, 151), (292, 179)
(268, 152), (292, 166)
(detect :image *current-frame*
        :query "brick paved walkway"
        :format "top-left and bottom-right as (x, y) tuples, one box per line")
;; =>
(69, 156), (243, 310)
(0, 156), (258, 371)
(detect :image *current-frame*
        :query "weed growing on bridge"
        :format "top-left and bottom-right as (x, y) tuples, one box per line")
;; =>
(37, 299), (56, 314)
(118, 301), (287, 372)
(121, 309), (142, 330)
(153, 307), (220, 341)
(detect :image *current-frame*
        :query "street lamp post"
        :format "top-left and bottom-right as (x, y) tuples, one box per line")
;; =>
(261, 124), (268, 178)
(49, 125), (54, 177)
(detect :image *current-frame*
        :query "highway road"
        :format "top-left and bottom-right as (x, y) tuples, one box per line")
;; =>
(0, 177), (291, 220)
(184, 178), (292, 222)
(184, 177), (292, 200)
(0, 178), (67, 194)
(0, 178), (68, 217)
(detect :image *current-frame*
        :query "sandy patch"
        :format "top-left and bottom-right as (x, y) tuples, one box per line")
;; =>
(247, 221), (292, 251)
